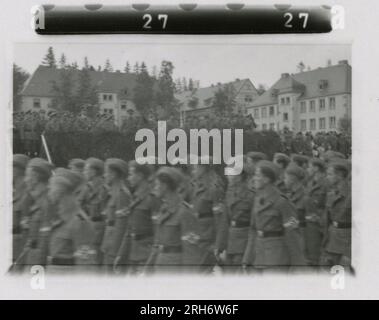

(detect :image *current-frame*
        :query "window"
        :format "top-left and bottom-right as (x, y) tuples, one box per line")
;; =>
(319, 99), (326, 111)
(329, 97), (336, 110)
(253, 108), (259, 118)
(319, 80), (328, 90)
(269, 123), (275, 130)
(301, 120), (307, 131)
(103, 94), (107, 101)
(310, 100), (316, 112)
(33, 98), (41, 108)
(103, 94), (113, 101)
(319, 117), (326, 129)
(261, 107), (267, 118)
(108, 95), (113, 101)
(280, 98), (285, 105)
(310, 119), (316, 130)
(283, 113), (288, 122)
(269, 106), (275, 117)
(121, 104), (127, 110)
(245, 95), (253, 102)
(300, 101), (306, 113)
(329, 116), (336, 129)
(286, 97), (290, 104)
(109, 109), (114, 114)
(262, 124), (267, 130)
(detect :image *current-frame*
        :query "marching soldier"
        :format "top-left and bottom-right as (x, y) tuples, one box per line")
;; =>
(215, 156), (255, 273)
(246, 151), (268, 191)
(273, 153), (291, 194)
(291, 154), (310, 185)
(78, 158), (107, 265)
(284, 163), (308, 264)
(242, 160), (305, 272)
(12, 154), (31, 267)
(100, 158), (132, 272)
(321, 159), (351, 267)
(304, 158), (327, 266)
(181, 157), (225, 273)
(151, 167), (184, 273)
(115, 161), (158, 274)
(68, 158), (86, 175)
(47, 168), (96, 273)
(22, 158), (54, 267)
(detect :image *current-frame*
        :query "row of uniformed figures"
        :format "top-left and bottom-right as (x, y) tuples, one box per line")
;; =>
(12, 149), (351, 274)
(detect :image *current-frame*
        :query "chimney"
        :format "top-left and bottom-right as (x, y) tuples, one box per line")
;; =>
(281, 73), (289, 78)
(338, 60), (348, 65)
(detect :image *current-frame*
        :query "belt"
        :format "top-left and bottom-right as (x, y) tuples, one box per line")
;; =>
(91, 216), (104, 222)
(230, 220), (250, 228)
(331, 221), (351, 229)
(256, 230), (284, 238)
(129, 232), (153, 241)
(51, 257), (75, 265)
(107, 220), (115, 227)
(197, 212), (213, 219)
(155, 244), (182, 253)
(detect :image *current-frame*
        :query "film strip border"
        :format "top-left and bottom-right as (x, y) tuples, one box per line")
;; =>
(32, 4), (344, 34)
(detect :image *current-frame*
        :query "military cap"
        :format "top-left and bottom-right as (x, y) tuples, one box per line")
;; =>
(27, 158), (53, 181)
(309, 158), (327, 172)
(129, 159), (153, 178)
(273, 153), (291, 167)
(51, 168), (84, 192)
(322, 150), (345, 162)
(86, 157), (104, 175)
(246, 151), (268, 163)
(291, 154), (309, 167)
(13, 154), (30, 170)
(256, 160), (279, 183)
(285, 163), (306, 181)
(105, 158), (128, 177)
(226, 155), (254, 176)
(328, 159), (350, 178)
(68, 158), (85, 171)
(156, 166), (183, 190)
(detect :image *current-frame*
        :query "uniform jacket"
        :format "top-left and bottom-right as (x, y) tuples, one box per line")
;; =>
(215, 182), (255, 255)
(243, 185), (305, 267)
(49, 202), (96, 265)
(101, 182), (132, 257)
(117, 182), (159, 262)
(305, 177), (327, 227)
(324, 180), (351, 257)
(78, 176), (107, 220)
(288, 184), (308, 227)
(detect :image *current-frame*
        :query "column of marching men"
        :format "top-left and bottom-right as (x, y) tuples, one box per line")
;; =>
(12, 149), (351, 274)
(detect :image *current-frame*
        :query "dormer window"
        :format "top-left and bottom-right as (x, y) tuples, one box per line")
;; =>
(319, 80), (328, 90)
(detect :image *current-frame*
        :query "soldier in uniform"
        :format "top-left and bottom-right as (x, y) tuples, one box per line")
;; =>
(181, 157), (225, 273)
(78, 157), (107, 265)
(100, 158), (132, 272)
(23, 158), (54, 267)
(215, 156), (255, 273)
(304, 158), (327, 266)
(321, 159), (351, 267)
(242, 160), (305, 272)
(47, 168), (96, 273)
(12, 154), (31, 267)
(68, 158), (86, 175)
(284, 163), (308, 265)
(115, 161), (158, 274)
(151, 167), (184, 273)
(273, 153), (291, 195)
(246, 151), (268, 190)
(291, 154), (310, 185)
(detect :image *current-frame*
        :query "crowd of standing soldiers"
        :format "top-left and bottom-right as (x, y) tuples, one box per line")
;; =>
(12, 146), (351, 275)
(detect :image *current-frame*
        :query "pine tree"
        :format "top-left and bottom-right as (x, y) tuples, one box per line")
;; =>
(211, 83), (236, 116)
(133, 62), (139, 74)
(71, 61), (78, 70)
(42, 46), (57, 67)
(140, 61), (147, 73)
(104, 59), (113, 72)
(175, 78), (182, 93)
(124, 61), (130, 73)
(151, 65), (158, 79)
(83, 56), (90, 70)
(188, 78), (194, 91)
(59, 54), (67, 69)
(13, 64), (30, 111)
(133, 63), (154, 120)
(182, 77), (188, 91)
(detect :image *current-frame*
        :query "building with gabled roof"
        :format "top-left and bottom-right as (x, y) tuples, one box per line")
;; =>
(20, 65), (141, 126)
(176, 78), (259, 125)
(247, 60), (351, 133)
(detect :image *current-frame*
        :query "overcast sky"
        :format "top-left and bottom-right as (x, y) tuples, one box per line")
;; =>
(14, 43), (350, 88)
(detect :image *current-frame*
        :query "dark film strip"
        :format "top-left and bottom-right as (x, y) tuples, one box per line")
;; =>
(33, 4), (332, 34)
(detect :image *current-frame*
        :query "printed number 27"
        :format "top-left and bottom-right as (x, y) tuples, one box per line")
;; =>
(284, 12), (309, 28)
(143, 14), (168, 29)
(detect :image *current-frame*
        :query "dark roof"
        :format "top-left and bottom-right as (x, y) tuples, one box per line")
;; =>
(251, 62), (351, 107)
(21, 65), (139, 99)
(177, 78), (257, 111)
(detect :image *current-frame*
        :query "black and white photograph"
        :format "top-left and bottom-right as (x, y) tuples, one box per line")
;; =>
(10, 43), (352, 275)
